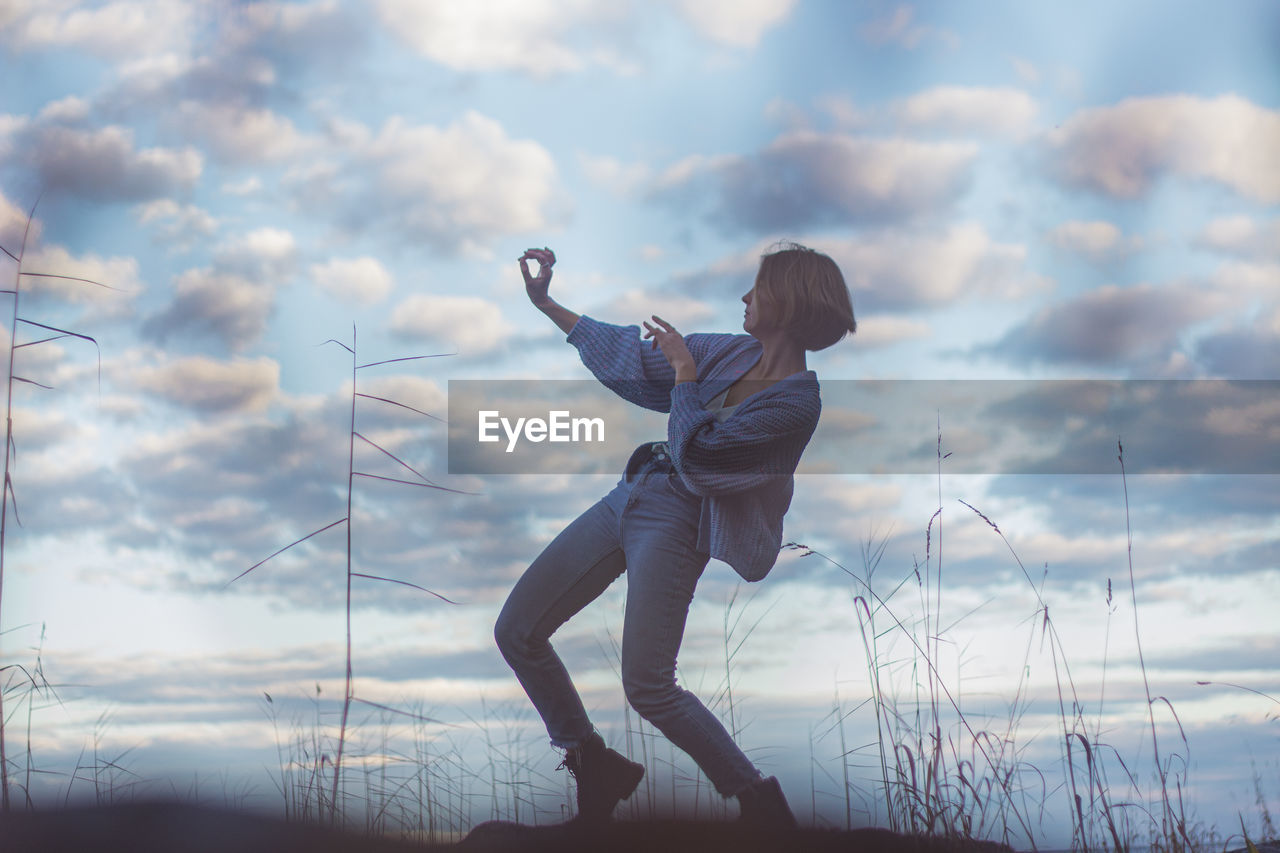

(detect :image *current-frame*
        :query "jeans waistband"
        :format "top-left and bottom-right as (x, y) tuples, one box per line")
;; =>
(625, 441), (674, 480)
(643, 441), (673, 472)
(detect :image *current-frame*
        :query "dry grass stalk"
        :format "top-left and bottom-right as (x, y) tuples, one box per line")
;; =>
(0, 197), (109, 812)
(231, 325), (460, 826)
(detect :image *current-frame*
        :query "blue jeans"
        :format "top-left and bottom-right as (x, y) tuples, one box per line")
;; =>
(494, 443), (761, 797)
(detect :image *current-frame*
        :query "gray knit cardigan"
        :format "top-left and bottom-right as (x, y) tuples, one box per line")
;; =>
(566, 315), (821, 582)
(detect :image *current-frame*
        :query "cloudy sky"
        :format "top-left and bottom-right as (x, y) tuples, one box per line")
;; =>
(1, 0), (1277, 844)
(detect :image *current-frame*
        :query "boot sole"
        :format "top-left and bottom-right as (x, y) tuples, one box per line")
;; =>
(575, 760), (645, 824)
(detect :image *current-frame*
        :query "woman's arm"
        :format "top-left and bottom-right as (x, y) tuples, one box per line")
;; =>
(667, 380), (821, 497)
(566, 316), (681, 411)
(524, 247), (737, 410)
(533, 295), (580, 335)
(520, 248), (580, 334)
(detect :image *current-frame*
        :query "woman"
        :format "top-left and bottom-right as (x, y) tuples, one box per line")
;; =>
(494, 243), (856, 827)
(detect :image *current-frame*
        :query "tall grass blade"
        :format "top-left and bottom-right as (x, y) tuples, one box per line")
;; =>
(357, 353), (453, 370)
(16, 318), (98, 348)
(355, 393), (445, 423)
(227, 517), (348, 586)
(4, 474), (19, 527)
(16, 319), (103, 389)
(321, 338), (355, 354)
(349, 572), (459, 605)
(351, 472), (475, 495)
(350, 697), (451, 725)
(19, 271), (122, 291)
(354, 432), (437, 484)
(14, 335), (72, 349)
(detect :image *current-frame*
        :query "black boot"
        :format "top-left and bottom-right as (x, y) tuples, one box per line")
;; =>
(736, 775), (798, 830)
(558, 731), (645, 823)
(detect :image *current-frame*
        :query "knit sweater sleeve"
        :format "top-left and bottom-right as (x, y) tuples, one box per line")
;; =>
(666, 379), (820, 497)
(566, 315), (734, 413)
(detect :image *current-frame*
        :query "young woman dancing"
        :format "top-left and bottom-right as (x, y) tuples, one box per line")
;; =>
(495, 242), (856, 827)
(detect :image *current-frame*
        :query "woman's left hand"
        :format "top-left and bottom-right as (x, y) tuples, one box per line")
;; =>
(642, 315), (696, 381)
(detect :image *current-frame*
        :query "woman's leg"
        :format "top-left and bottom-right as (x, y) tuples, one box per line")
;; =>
(494, 495), (627, 749)
(617, 475), (761, 797)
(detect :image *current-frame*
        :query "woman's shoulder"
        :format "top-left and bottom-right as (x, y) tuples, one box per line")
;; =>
(740, 372), (821, 417)
(685, 331), (758, 365)
(686, 330), (756, 352)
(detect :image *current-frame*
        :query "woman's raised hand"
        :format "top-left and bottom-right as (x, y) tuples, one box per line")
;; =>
(643, 315), (696, 381)
(519, 247), (556, 305)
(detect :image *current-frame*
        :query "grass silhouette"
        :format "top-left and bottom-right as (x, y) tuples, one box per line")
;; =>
(230, 325), (466, 825)
(0, 197), (113, 811)
(236, 423), (1275, 851)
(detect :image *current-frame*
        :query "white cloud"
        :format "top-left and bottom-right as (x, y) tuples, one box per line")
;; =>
(653, 131), (978, 233)
(140, 226), (298, 349)
(357, 375), (448, 422)
(860, 5), (958, 50)
(4, 0), (194, 59)
(597, 289), (717, 328)
(136, 200), (218, 249)
(174, 102), (310, 164)
(221, 176), (262, 197)
(36, 95), (91, 123)
(212, 227), (297, 280)
(812, 94), (866, 131)
(1047, 220), (1141, 263)
(653, 152), (737, 190)
(812, 223), (1048, 312)
(310, 257), (394, 306)
(668, 0), (797, 47)
(230, 0), (355, 46)
(802, 478), (902, 516)
(893, 86), (1038, 138)
(1044, 94), (1280, 202)
(371, 0), (626, 75)
(850, 315), (931, 348)
(132, 355), (281, 413)
(987, 281), (1233, 367)
(389, 294), (514, 354)
(144, 268), (275, 351)
(1209, 260), (1280, 300)
(10, 406), (81, 453)
(1197, 216), (1280, 262)
(19, 245), (142, 318)
(0, 189), (37, 254)
(17, 122), (202, 202)
(1202, 397), (1280, 439)
(0, 0), (32, 31)
(1189, 261), (1280, 377)
(312, 111), (561, 255)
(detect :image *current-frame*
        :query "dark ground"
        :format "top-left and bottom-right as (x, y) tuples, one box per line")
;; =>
(0, 802), (1014, 853)
(3, 802), (1277, 853)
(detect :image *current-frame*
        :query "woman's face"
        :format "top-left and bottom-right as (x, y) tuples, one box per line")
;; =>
(741, 282), (771, 335)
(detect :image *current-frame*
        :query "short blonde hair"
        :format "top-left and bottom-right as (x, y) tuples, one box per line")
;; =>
(753, 242), (856, 351)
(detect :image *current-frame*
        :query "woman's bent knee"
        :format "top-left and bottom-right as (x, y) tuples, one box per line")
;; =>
(493, 608), (524, 660)
(623, 672), (679, 718)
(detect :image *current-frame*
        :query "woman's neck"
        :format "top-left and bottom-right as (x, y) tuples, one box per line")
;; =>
(750, 334), (808, 379)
